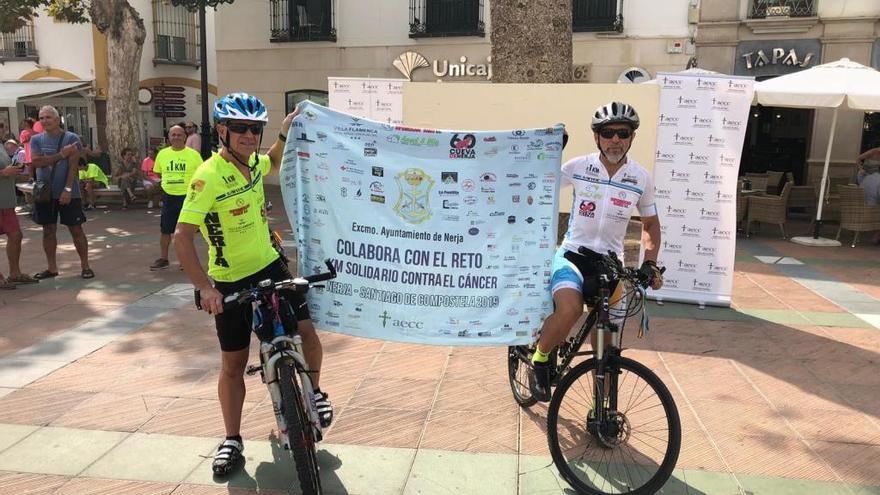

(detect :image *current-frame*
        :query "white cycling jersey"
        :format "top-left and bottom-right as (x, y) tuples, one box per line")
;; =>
(560, 153), (658, 261)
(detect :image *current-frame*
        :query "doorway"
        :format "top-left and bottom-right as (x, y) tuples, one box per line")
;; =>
(741, 105), (813, 185)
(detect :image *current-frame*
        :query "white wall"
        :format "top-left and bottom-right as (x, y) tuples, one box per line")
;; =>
(0, 13), (96, 81)
(818, 0), (880, 19)
(625, 0), (692, 37)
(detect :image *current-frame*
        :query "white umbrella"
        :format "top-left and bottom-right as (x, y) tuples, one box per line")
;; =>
(753, 58), (880, 245)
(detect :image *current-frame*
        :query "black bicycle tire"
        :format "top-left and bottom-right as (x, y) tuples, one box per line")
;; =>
(507, 345), (538, 408)
(547, 356), (681, 495)
(279, 363), (322, 494)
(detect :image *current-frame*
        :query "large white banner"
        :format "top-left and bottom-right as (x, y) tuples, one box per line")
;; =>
(280, 102), (563, 345)
(328, 77), (405, 125)
(648, 73), (755, 307)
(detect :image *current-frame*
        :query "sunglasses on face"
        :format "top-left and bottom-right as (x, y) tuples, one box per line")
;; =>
(226, 122), (264, 135)
(598, 128), (632, 139)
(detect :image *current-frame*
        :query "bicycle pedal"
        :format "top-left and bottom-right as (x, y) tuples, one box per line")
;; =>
(245, 364), (262, 376)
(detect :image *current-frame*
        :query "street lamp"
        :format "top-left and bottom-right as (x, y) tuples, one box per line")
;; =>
(170, 0), (235, 159)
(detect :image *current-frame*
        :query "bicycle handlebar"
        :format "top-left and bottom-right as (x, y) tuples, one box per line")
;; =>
(577, 247), (665, 289)
(194, 260), (337, 311)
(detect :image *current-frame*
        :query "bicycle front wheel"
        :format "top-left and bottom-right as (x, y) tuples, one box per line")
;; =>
(547, 356), (681, 495)
(279, 363), (322, 494)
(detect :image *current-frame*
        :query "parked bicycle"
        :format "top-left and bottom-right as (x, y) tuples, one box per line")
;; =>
(197, 259), (336, 495)
(508, 248), (681, 495)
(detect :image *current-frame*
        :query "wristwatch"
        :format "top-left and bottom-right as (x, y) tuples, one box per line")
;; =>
(64, 187), (72, 193)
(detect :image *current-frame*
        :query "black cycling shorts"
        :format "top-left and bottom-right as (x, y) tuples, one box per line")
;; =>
(213, 259), (311, 352)
(562, 249), (620, 303)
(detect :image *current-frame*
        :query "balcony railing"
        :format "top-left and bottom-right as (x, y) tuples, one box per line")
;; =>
(749, 0), (816, 18)
(0, 22), (38, 61)
(271, 0), (336, 42)
(573, 0), (623, 32)
(410, 0), (485, 38)
(152, 0), (200, 66)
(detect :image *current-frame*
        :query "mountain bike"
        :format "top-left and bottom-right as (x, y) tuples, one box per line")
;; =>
(508, 248), (681, 495)
(198, 260), (336, 495)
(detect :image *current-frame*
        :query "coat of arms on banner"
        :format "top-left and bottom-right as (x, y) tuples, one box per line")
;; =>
(393, 167), (434, 224)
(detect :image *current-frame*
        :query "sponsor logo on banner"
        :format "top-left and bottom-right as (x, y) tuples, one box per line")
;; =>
(721, 117), (743, 130)
(393, 168), (434, 224)
(719, 153), (738, 168)
(704, 171), (725, 184)
(692, 115), (714, 128)
(696, 78), (718, 90)
(670, 169), (690, 182)
(372, 166), (384, 177)
(684, 188), (705, 202)
(695, 243), (717, 256)
(693, 279), (713, 292)
(664, 277), (680, 289)
(441, 172), (458, 184)
(681, 224), (702, 238)
(716, 190), (735, 203)
(712, 226), (733, 239)
(449, 133), (477, 159)
(509, 130), (529, 140)
(707, 262), (730, 275)
(661, 76), (683, 88)
(656, 150), (676, 163)
(689, 152), (710, 165)
(345, 99), (366, 111)
(331, 80), (351, 93)
(677, 96), (698, 108)
(662, 240), (683, 253)
(677, 260), (698, 273)
(666, 205), (687, 218)
(655, 187), (672, 200)
(711, 97), (732, 111)
(658, 113), (681, 127)
(707, 134), (727, 147)
(673, 133), (696, 146)
(699, 207), (721, 221)
(727, 79), (750, 93)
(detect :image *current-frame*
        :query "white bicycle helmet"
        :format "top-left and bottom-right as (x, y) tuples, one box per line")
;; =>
(591, 101), (640, 131)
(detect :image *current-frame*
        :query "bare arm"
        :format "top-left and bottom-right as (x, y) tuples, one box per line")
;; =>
(857, 147), (880, 163)
(174, 222), (224, 314)
(64, 150), (80, 190)
(267, 108), (300, 174)
(640, 214), (661, 263)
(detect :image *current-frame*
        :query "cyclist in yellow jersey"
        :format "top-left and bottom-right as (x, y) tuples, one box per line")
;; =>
(174, 93), (331, 476)
(150, 125), (203, 270)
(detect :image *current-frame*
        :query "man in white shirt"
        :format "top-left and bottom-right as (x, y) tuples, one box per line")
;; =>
(530, 101), (663, 402)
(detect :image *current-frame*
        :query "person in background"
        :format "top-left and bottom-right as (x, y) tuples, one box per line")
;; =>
(5, 140), (25, 165)
(0, 148), (39, 289)
(185, 121), (201, 153)
(19, 118), (36, 167)
(0, 122), (15, 143)
(78, 157), (109, 210)
(141, 146), (162, 209)
(112, 147), (141, 210)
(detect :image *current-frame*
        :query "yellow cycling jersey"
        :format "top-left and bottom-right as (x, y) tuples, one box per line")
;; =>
(178, 152), (279, 282)
(153, 146), (203, 196)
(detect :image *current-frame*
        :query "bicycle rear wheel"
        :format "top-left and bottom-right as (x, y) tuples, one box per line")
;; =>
(547, 356), (681, 495)
(507, 345), (537, 407)
(279, 363), (322, 494)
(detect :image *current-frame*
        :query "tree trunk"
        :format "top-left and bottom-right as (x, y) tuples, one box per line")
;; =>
(490, 0), (573, 83)
(491, 0), (573, 243)
(89, 0), (146, 161)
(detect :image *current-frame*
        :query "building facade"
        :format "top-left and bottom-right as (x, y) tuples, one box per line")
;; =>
(215, 0), (695, 139)
(0, 1), (217, 153)
(695, 0), (880, 185)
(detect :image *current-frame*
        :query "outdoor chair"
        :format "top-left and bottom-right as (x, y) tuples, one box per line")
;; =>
(746, 181), (792, 239)
(736, 183), (747, 226)
(836, 185), (880, 247)
(788, 184), (816, 219)
(766, 170), (784, 194)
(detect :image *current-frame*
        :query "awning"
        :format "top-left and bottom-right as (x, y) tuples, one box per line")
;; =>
(0, 80), (93, 107)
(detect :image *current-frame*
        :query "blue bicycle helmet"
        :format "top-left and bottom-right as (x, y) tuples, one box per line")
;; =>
(213, 92), (268, 123)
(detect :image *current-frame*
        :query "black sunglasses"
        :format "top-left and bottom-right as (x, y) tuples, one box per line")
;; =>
(598, 128), (633, 139)
(226, 122), (264, 135)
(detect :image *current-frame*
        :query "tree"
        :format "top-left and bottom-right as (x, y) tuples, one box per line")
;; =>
(490, 0), (573, 242)
(490, 0), (573, 83)
(1, 0), (146, 161)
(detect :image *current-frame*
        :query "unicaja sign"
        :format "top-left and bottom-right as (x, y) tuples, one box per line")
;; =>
(393, 51), (493, 81)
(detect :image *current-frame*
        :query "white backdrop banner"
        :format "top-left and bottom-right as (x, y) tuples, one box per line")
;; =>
(280, 102), (563, 345)
(647, 73), (755, 307)
(328, 77), (405, 125)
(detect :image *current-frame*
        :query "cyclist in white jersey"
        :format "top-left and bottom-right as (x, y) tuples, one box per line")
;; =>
(529, 101), (664, 402)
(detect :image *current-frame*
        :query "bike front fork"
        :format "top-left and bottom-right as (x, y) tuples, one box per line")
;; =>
(591, 325), (621, 423)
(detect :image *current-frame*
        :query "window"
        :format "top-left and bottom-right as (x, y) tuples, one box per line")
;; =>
(285, 90), (328, 113)
(271, 0), (337, 42)
(409, 0), (485, 38)
(152, 0), (199, 65)
(573, 0), (623, 33)
(0, 21), (38, 61)
(749, 0), (817, 19)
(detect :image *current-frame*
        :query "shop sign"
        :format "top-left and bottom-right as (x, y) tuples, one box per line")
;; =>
(734, 39), (821, 77)
(392, 51), (492, 81)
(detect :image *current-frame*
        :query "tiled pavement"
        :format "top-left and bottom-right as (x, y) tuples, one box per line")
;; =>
(0, 188), (878, 494)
